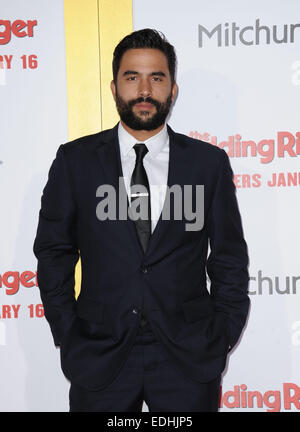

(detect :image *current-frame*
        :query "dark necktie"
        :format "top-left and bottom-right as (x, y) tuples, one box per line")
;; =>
(130, 143), (151, 329)
(130, 143), (151, 254)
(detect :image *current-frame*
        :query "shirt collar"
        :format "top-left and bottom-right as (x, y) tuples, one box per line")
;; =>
(118, 121), (169, 159)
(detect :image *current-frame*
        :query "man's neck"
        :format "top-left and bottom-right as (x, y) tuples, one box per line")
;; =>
(120, 121), (165, 142)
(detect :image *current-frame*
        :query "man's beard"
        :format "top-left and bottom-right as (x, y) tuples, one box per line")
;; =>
(115, 90), (172, 131)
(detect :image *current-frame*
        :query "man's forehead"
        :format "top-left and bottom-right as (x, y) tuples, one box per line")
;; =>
(119, 48), (169, 71)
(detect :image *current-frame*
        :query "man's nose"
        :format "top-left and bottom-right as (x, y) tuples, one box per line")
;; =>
(138, 78), (152, 97)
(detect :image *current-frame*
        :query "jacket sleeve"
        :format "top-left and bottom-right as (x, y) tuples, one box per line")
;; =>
(206, 149), (250, 351)
(33, 144), (79, 346)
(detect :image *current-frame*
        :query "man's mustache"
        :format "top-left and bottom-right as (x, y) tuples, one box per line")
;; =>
(128, 97), (160, 110)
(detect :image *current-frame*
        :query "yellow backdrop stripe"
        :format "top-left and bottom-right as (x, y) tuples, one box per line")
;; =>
(98, 0), (133, 130)
(64, 0), (133, 297)
(64, 0), (102, 141)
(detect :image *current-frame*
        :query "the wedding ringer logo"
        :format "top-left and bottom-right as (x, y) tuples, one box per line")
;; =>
(198, 19), (300, 47)
(0, 19), (37, 45)
(95, 178), (204, 231)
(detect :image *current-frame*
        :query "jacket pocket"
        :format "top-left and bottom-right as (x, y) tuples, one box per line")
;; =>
(76, 295), (104, 324)
(182, 295), (215, 323)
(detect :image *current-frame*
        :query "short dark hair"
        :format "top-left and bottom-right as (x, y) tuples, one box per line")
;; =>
(112, 28), (177, 83)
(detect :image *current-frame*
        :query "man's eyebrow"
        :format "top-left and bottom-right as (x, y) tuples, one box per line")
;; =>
(122, 70), (138, 76)
(122, 70), (167, 77)
(151, 71), (166, 77)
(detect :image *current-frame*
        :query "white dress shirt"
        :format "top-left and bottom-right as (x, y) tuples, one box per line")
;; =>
(118, 122), (169, 234)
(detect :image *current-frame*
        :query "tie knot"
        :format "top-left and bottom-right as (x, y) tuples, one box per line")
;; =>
(133, 143), (148, 162)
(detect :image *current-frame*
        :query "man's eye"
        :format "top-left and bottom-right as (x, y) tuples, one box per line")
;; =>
(127, 76), (137, 81)
(152, 77), (162, 82)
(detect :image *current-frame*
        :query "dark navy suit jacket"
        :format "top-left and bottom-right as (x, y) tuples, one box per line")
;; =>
(33, 123), (250, 390)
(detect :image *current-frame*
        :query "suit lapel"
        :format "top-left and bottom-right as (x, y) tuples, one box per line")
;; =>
(95, 124), (189, 258)
(146, 125), (189, 257)
(95, 124), (144, 258)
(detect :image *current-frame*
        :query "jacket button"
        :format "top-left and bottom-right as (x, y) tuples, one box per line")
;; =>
(141, 267), (148, 273)
(132, 308), (140, 314)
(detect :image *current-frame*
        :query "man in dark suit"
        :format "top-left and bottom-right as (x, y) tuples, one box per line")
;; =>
(33, 29), (249, 412)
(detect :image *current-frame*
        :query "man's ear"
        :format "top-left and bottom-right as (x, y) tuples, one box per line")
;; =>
(110, 80), (116, 101)
(171, 81), (178, 103)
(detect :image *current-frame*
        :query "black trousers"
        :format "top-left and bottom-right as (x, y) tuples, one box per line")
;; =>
(69, 323), (221, 412)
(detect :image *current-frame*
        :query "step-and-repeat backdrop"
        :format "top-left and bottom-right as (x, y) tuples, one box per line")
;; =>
(0, 0), (299, 411)
(133, 0), (300, 412)
(0, 0), (70, 411)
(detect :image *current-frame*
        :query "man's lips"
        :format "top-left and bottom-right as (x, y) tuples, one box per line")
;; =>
(134, 102), (154, 110)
